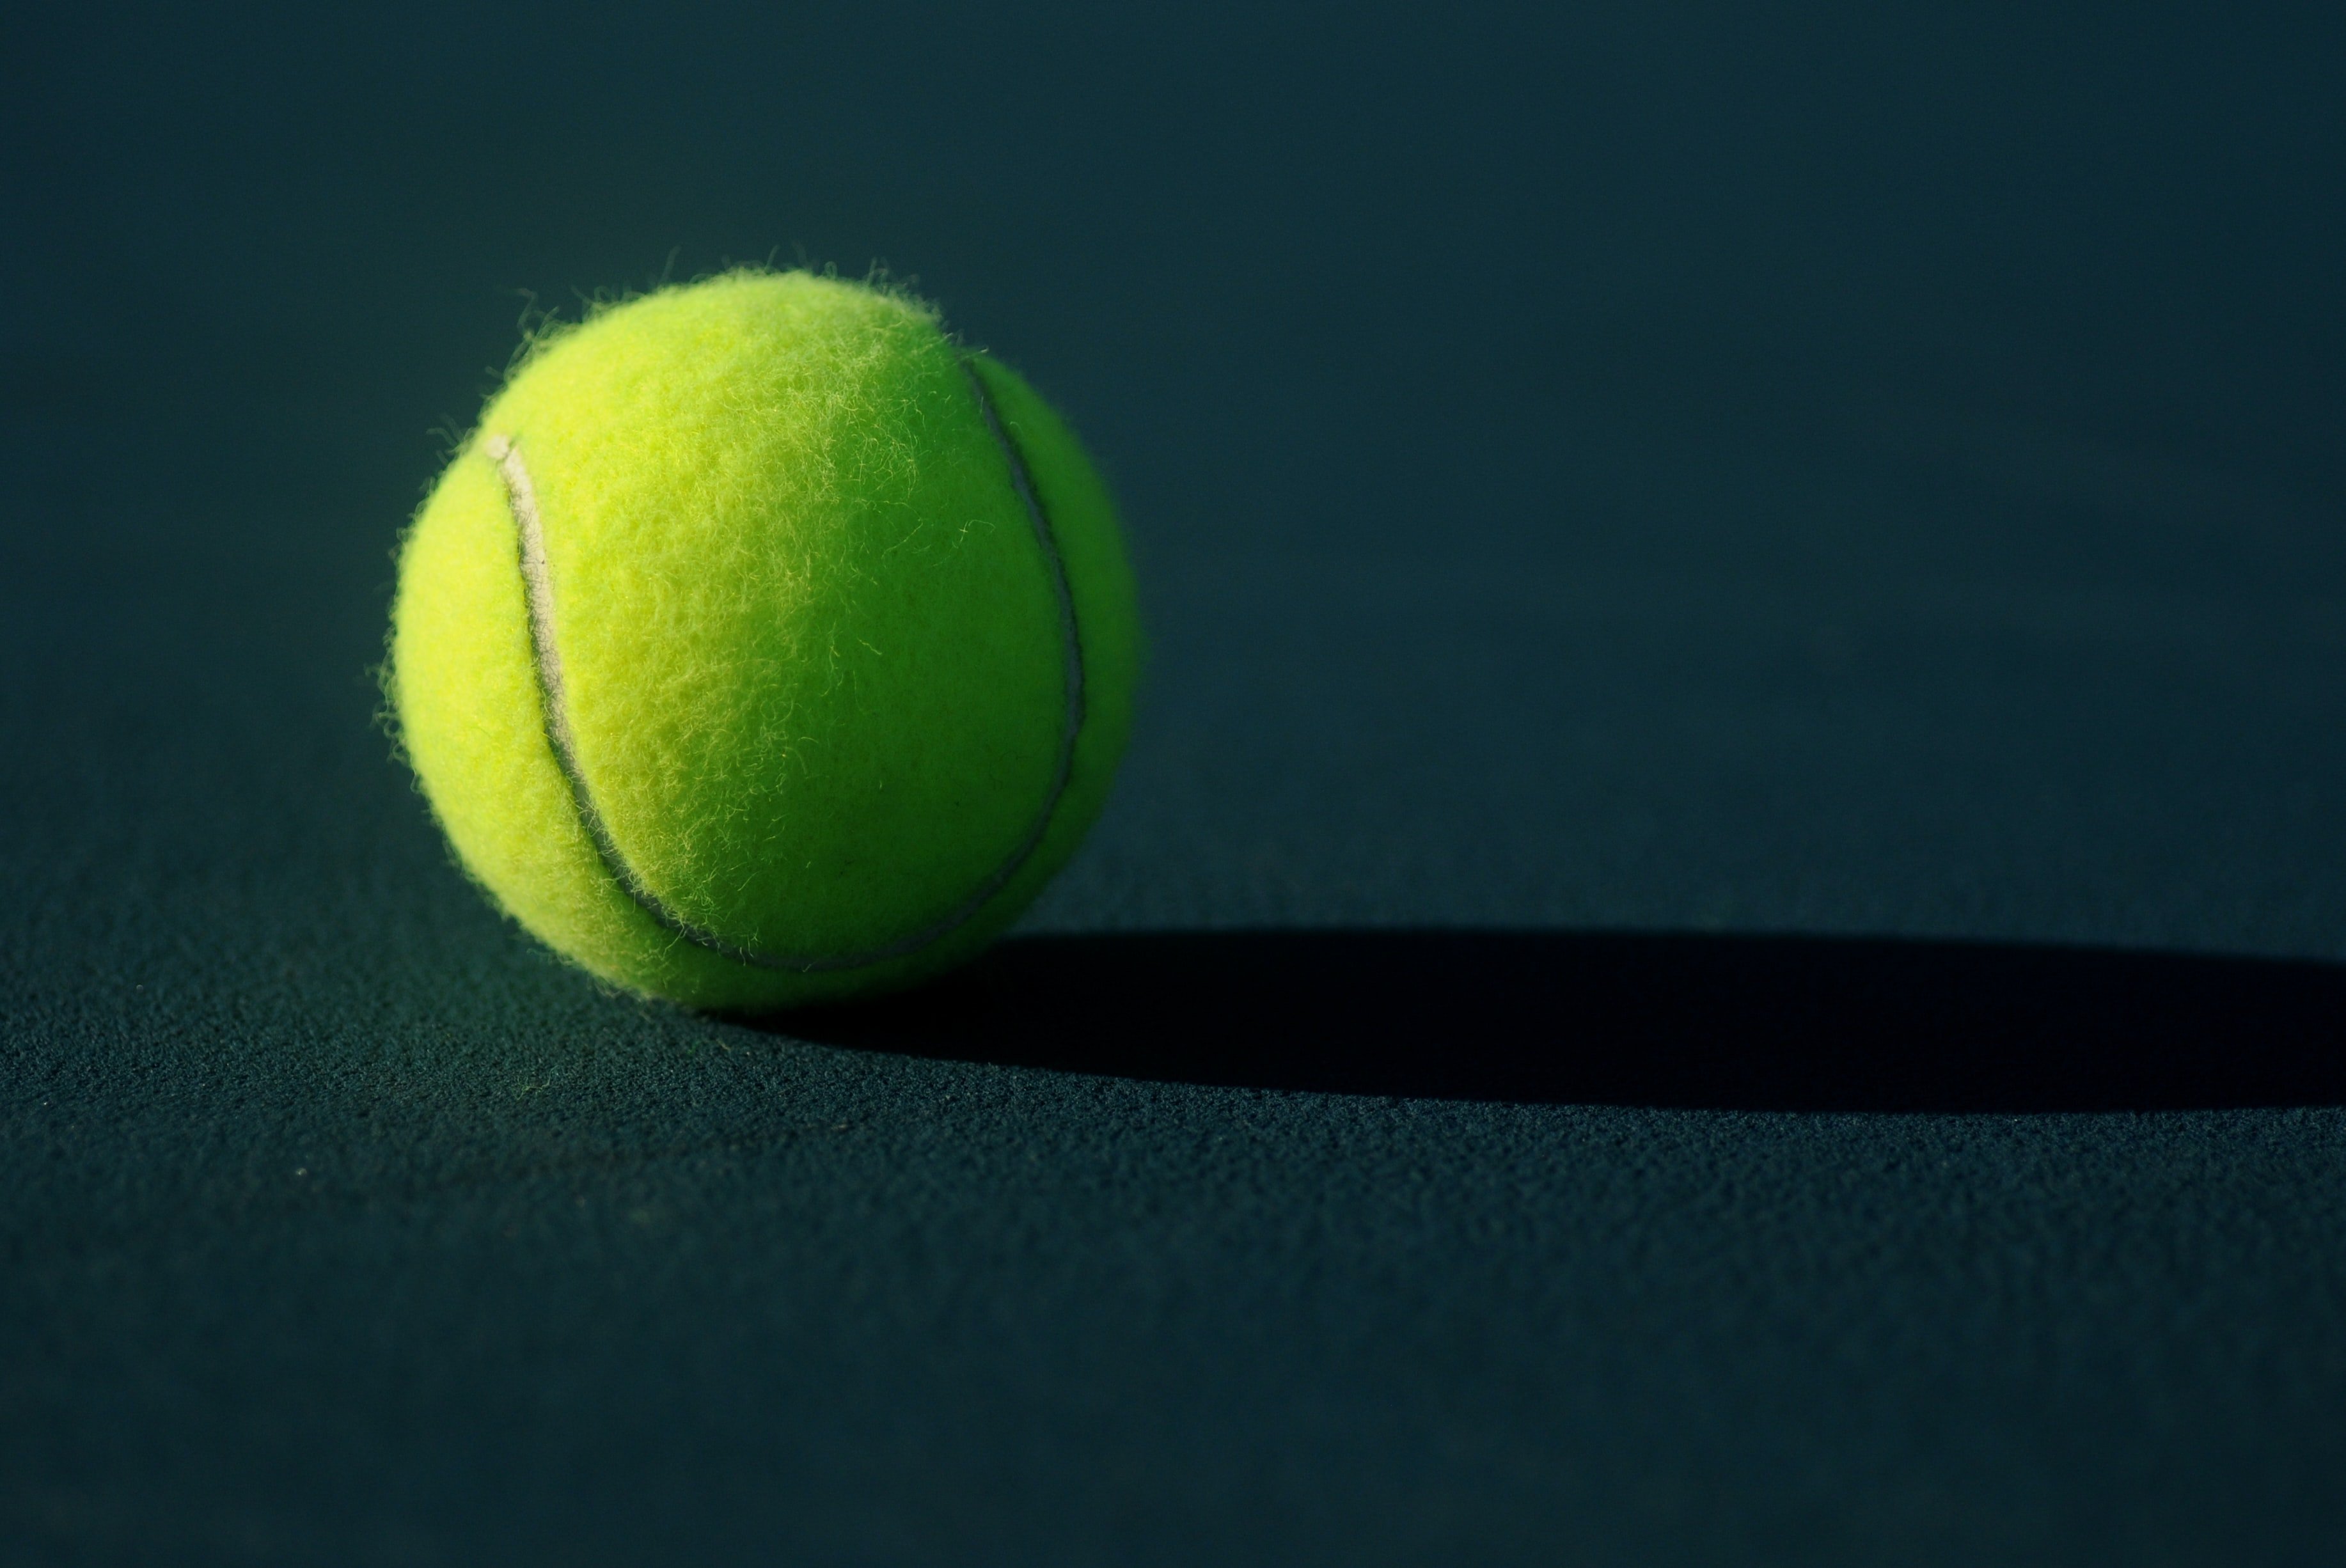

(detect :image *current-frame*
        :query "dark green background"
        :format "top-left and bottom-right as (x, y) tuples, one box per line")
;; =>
(6, 3), (2345, 1562)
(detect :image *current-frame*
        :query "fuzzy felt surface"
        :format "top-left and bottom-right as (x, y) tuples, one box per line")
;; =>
(390, 272), (1138, 1009)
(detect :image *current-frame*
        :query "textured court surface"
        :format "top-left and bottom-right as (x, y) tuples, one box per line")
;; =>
(5, 5), (2344, 1563)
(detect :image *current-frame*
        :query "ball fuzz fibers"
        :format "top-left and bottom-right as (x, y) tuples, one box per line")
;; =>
(389, 270), (1140, 1010)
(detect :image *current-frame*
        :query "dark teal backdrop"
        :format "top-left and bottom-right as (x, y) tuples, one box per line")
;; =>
(4, 3), (2343, 1562)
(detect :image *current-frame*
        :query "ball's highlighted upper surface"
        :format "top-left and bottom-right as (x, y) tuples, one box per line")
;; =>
(390, 271), (1139, 1010)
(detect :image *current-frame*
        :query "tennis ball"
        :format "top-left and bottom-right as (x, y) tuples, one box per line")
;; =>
(388, 269), (1139, 1011)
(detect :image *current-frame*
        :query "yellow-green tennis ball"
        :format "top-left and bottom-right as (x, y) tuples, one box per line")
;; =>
(388, 270), (1140, 1011)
